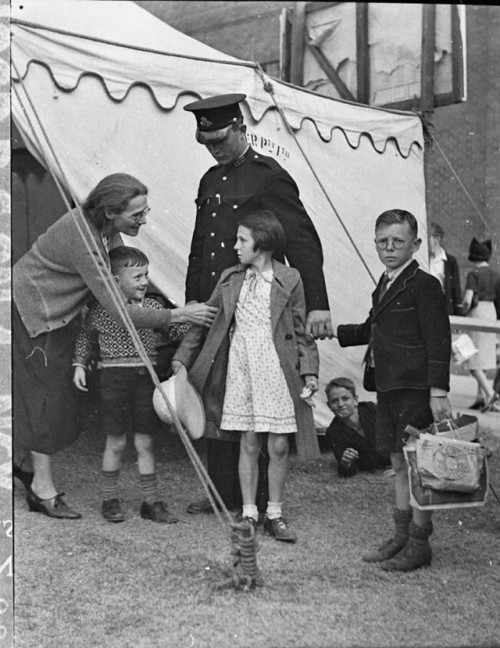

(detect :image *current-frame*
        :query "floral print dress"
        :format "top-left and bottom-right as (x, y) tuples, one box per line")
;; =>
(220, 268), (297, 434)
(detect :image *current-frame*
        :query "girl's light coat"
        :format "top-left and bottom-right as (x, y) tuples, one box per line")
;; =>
(174, 260), (320, 461)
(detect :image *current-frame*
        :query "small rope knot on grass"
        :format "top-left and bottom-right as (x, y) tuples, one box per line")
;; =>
(215, 521), (263, 591)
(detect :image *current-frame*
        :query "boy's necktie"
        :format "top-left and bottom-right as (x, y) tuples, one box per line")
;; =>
(378, 273), (390, 302)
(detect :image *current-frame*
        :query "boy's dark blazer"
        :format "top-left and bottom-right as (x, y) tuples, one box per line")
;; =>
(337, 260), (451, 393)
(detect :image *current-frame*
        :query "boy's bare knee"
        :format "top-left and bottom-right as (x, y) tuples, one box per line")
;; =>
(107, 434), (126, 455)
(134, 433), (153, 453)
(390, 451), (406, 473)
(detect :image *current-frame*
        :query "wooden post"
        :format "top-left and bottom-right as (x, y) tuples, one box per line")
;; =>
(290, 2), (307, 86)
(356, 3), (370, 104)
(420, 3), (437, 148)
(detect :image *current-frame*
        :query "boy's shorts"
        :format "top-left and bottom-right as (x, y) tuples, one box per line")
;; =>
(100, 367), (158, 437)
(375, 388), (433, 456)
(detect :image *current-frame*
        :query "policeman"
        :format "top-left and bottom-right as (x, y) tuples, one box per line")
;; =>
(182, 93), (331, 514)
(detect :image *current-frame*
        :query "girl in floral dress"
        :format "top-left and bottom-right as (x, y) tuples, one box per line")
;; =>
(173, 210), (319, 542)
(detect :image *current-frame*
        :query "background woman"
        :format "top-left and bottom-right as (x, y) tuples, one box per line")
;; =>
(13, 173), (216, 519)
(462, 237), (500, 412)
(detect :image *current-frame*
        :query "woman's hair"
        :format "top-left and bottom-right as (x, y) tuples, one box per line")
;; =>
(468, 237), (491, 262)
(325, 377), (357, 398)
(83, 173), (148, 231)
(109, 246), (149, 274)
(375, 209), (418, 238)
(238, 210), (287, 256)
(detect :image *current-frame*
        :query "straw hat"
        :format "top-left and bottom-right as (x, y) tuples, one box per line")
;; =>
(153, 365), (206, 440)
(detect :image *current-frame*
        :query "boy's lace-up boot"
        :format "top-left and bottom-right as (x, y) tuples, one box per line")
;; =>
(380, 520), (433, 571)
(362, 508), (412, 563)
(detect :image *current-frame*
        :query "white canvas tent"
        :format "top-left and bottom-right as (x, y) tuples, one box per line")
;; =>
(11, 0), (428, 428)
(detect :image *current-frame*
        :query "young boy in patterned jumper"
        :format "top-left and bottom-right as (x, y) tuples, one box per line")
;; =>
(73, 246), (188, 523)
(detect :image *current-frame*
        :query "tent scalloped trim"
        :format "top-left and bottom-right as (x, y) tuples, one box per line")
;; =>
(15, 59), (423, 159)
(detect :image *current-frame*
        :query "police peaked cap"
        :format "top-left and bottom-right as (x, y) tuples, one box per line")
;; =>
(183, 94), (246, 133)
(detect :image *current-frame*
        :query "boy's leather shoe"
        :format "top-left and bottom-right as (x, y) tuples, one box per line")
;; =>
(362, 538), (405, 563)
(101, 498), (125, 523)
(263, 516), (297, 543)
(141, 500), (179, 524)
(27, 490), (82, 519)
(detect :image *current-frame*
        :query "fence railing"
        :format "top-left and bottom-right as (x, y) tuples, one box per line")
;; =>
(449, 315), (500, 334)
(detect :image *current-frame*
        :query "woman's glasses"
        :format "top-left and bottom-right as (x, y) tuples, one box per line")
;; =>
(129, 206), (151, 223)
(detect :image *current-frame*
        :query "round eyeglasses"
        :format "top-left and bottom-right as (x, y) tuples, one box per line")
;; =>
(374, 237), (409, 250)
(129, 206), (151, 223)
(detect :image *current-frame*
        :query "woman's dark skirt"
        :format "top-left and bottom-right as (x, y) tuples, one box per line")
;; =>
(13, 304), (85, 456)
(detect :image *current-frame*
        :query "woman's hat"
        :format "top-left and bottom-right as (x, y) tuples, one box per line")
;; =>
(153, 365), (205, 440)
(468, 237), (492, 262)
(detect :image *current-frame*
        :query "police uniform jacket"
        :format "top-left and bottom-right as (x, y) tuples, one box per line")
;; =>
(185, 147), (329, 314)
(337, 260), (451, 393)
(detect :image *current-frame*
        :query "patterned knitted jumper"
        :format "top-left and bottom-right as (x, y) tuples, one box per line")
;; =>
(73, 297), (188, 369)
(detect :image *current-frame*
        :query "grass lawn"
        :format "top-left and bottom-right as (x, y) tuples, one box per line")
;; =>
(14, 422), (500, 648)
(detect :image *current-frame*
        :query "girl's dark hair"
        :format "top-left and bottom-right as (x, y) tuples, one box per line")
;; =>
(325, 377), (357, 398)
(238, 210), (287, 256)
(375, 209), (418, 238)
(109, 246), (149, 274)
(83, 173), (148, 231)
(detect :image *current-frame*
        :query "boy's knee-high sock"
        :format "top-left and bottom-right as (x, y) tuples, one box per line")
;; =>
(102, 469), (120, 501)
(139, 472), (158, 504)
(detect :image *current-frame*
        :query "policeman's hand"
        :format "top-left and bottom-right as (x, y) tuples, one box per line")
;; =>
(430, 395), (452, 423)
(342, 448), (359, 463)
(173, 302), (217, 327)
(73, 366), (88, 392)
(305, 310), (334, 340)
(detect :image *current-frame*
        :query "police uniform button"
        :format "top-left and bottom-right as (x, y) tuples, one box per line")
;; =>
(211, 271), (216, 277)
(210, 232), (215, 237)
(211, 212), (216, 217)
(285, 334), (293, 340)
(221, 242), (225, 248)
(211, 252), (215, 258)
(222, 176), (227, 181)
(233, 204), (238, 209)
(254, 155), (258, 158)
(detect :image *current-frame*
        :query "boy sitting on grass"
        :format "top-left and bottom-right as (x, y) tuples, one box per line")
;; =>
(324, 377), (390, 477)
(73, 246), (187, 524)
(332, 209), (451, 572)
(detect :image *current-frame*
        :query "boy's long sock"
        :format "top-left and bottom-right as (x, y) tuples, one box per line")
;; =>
(266, 501), (282, 520)
(139, 472), (158, 504)
(102, 469), (120, 501)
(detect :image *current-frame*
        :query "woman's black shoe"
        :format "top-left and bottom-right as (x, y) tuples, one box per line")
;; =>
(469, 400), (485, 410)
(26, 490), (82, 519)
(13, 464), (34, 490)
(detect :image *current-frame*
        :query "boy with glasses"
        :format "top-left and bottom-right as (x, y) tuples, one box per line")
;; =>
(332, 209), (452, 572)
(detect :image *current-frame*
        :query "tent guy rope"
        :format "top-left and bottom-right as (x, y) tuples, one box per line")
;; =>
(11, 58), (260, 572)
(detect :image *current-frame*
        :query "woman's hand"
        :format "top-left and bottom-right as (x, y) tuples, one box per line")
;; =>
(73, 366), (88, 392)
(172, 301), (217, 327)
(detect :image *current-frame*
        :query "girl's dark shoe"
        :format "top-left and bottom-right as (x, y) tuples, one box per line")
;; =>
(469, 399), (485, 410)
(13, 464), (34, 490)
(26, 490), (82, 519)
